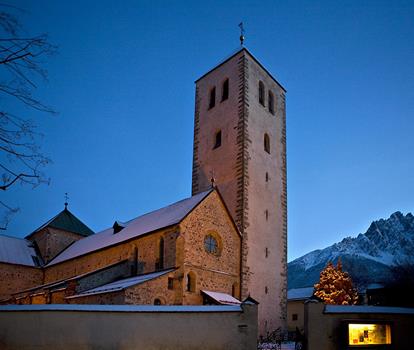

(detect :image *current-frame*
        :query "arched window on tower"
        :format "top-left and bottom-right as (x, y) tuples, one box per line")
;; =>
(213, 130), (221, 149)
(268, 91), (275, 115)
(259, 81), (265, 106)
(264, 133), (270, 154)
(209, 86), (216, 109)
(221, 78), (229, 102)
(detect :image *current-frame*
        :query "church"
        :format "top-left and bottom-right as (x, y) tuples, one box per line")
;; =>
(0, 47), (287, 335)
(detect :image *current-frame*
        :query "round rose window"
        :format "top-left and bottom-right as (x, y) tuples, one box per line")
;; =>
(204, 234), (219, 255)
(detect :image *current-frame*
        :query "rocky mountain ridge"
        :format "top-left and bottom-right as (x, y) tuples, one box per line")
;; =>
(288, 211), (414, 289)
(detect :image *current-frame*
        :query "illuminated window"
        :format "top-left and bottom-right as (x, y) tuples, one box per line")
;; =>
(213, 130), (221, 149)
(221, 79), (229, 101)
(209, 87), (216, 109)
(259, 81), (265, 106)
(348, 324), (391, 346)
(264, 133), (270, 154)
(268, 91), (275, 114)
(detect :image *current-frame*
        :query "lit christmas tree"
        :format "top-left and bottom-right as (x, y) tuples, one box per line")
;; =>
(314, 258), (359, 305)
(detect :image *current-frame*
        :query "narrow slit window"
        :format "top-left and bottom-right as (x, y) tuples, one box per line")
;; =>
(265, 210), (269, 221)
(266, 172), (269, 182)
(209, 87), (216, 109)
(264, 133), (270, 154)
(186, 272), (196, 292)
(156, 238), (164, 270)
(213, 130), (222, 149)
(268, 91), (275, 114)
(221, 79), (229, 101)
(259, 81), (265, 106)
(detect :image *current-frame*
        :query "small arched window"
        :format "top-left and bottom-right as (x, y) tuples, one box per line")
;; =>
(221, 78), (229, 101)
(154, 298), (162, 305)
(268, 91), (275, 115)
(264, 133), (270, 154)
(259, 81), (265, 106)
(186, 272), (196, 292)
(209, 87), (216, 109)
(213, 130), (221, 149)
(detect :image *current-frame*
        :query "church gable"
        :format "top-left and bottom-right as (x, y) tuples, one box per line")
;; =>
(179, 189), (241, 304)
(25, 208), (94, 265)
(47, 190), (211, 267)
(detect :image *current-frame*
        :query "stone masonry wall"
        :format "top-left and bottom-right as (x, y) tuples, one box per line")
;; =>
(0, 263), (43, 300)
(190, 49), (287, 335)
(44, 227), (179, 284)
(67, 291), (125, 305)
(244, 50), (287, 333)
(124, 272), (176, 305)
(179, 191), (241, 305)
(29, 228), (85, 264)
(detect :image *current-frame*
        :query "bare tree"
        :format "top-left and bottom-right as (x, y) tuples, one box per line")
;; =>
(0, 6), (56, 229)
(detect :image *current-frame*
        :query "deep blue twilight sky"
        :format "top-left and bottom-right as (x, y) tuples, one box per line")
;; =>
(3, 0), (414, 262)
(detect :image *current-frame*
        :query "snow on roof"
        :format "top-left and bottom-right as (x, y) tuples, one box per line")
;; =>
(0, 235), (38, 267)
(67, 269), (175, 299)
(325, 305), (414, 315)
(47, 190), (212, 266)
(287, 287), (314, 301)
(201, 290), (241, 305)
(0, 304), (242, 313)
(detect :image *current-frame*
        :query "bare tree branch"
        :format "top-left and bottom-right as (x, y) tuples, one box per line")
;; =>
(0, 6), (56, 226)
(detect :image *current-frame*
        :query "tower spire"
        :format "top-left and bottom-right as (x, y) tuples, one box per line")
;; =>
(238, 22), (245, 46)
(64, 192), (69, 210)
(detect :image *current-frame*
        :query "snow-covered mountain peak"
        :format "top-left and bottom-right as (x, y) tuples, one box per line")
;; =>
(288, 211), (414, 289)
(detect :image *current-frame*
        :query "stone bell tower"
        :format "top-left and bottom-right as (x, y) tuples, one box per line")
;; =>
(191, 47), (287, 334)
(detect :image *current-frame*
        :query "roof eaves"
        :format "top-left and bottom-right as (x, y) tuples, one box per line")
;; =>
(67, 268), (176, 299)
(45, 223), (180, 267)
(195, 47), (286, 92)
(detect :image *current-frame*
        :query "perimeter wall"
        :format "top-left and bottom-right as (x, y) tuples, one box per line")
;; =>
(0, 303), (257, 350)
(305, 301), (414, 350)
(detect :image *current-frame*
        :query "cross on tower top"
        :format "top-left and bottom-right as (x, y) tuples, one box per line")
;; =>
(238, 22), (245, 46)
(64, 192), (69, 210)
